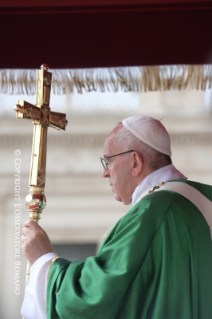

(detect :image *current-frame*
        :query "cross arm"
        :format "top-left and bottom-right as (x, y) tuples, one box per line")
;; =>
(14, 101), (68, 131)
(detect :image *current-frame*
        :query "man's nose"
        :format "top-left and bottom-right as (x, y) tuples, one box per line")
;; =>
(102, 169), (110, 178)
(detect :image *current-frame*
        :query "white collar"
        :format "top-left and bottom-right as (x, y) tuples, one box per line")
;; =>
(131, 164), (187, 206)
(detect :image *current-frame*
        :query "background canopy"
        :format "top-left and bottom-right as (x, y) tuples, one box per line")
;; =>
(0, 0), (212, 69)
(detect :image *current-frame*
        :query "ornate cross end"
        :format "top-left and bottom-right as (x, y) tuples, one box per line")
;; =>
(14, 102), (68, 131)
(14, 63), (68, 131)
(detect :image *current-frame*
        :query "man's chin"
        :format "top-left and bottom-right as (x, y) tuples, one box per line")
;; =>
(114, 194), (131, 205)
(114, 194), (123, 202)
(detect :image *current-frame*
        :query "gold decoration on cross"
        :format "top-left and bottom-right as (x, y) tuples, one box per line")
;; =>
(14, 64), (68, 292)
(14, 64), (68, 191)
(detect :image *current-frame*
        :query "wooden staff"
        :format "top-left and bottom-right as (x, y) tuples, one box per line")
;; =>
(14, 64), (68, 288)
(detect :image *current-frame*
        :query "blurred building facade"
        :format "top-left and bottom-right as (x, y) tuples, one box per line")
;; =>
(0, 89), (212, 318)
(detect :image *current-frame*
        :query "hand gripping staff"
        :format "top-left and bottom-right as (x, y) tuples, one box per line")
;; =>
(14, 64), (68, 292)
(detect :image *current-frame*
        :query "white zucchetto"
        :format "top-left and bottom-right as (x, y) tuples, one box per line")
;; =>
(122, 115), (172, 156)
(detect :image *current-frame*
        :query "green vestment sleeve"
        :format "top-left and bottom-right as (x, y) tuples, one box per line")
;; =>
(47, 181), (212, 319)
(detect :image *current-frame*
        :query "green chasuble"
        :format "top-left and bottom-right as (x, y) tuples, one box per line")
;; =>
(47, 180), (212, 319)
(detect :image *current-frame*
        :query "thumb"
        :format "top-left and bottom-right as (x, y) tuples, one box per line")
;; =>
(24, 219), (39, 230)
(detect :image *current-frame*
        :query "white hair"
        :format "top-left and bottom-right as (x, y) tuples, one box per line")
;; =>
(116, 126), (172, 170)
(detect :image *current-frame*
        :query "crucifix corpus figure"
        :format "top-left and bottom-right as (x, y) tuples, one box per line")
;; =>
(14, 64), (68, 288)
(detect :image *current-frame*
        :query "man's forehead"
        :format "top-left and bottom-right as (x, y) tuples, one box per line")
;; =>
(103, 134), (121, 157)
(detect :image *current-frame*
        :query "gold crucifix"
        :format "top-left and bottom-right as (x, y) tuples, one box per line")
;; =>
(14, 64), (68, 287)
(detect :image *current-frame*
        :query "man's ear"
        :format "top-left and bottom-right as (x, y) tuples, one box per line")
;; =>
(131, 152), (143, 177)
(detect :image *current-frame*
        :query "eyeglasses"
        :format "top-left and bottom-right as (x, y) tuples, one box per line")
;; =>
(100, 150), (135, 170)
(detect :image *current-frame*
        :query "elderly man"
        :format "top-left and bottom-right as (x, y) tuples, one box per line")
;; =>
(21, 115), (212, 319)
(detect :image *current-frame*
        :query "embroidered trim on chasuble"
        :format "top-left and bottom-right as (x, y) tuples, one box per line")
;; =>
(47, 256), (60, 281)
(137, 181), (212, 239)
(154, 181), (212, 240)
(102, 225), (115, 240)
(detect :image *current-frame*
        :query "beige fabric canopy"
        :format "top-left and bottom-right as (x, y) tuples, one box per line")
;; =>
(1, 65), (212, 95)
(1, 1), (212, 94)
